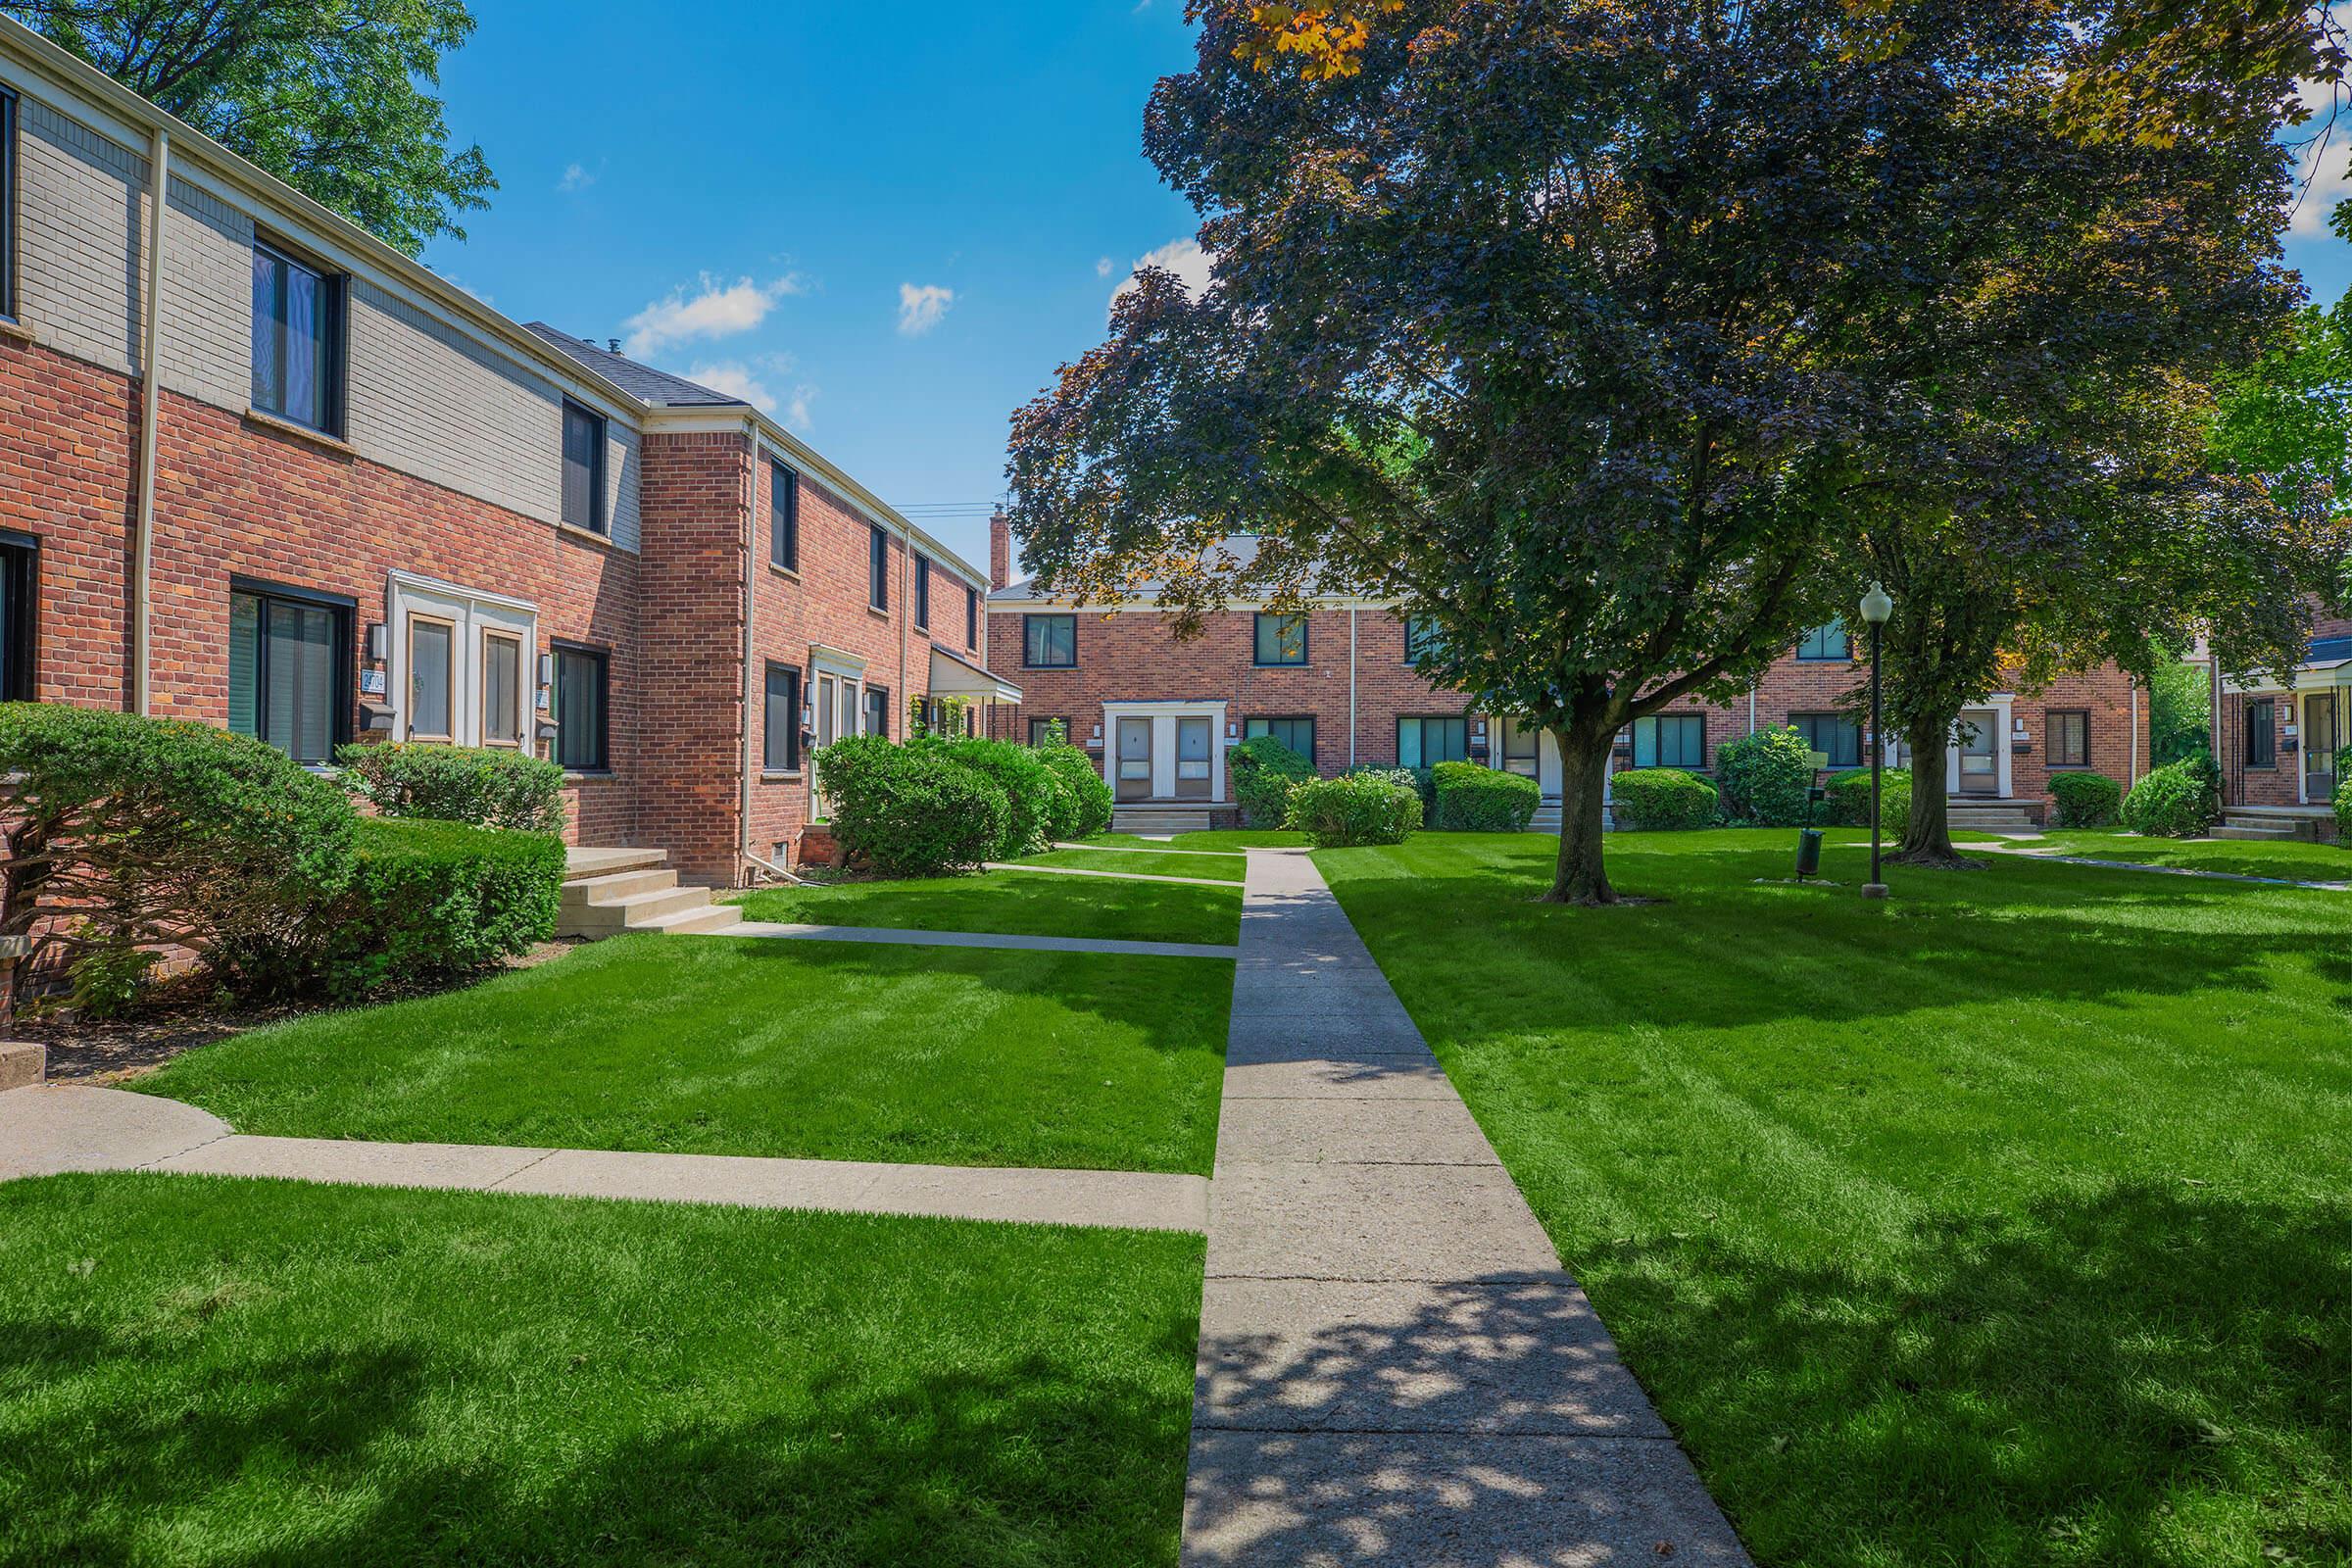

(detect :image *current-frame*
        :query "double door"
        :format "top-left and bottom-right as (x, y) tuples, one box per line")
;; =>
(390, 576), (534, 751)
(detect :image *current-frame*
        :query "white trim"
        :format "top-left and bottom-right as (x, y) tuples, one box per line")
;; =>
(387, 568), (536, 616)
(1948, 695), (2014, 799)
(385, 577), (537, 750)
(809, 644), (868, 676)
(1102, 699), (1230, 803)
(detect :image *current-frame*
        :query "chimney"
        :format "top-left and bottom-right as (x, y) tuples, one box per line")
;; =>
(988, 509), (1011, 591)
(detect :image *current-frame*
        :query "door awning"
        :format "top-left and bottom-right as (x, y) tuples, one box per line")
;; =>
(928, 645), (1023, 703)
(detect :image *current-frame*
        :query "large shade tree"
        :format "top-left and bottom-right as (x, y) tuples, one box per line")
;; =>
(1007, 0), (2310, 903)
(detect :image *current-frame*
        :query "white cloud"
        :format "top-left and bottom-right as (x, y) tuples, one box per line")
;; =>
(785, 385), (817, 432)
(684, 361), (777, 413)
(558, 161), (598, 193)
(1109, 238), (1213, 317)
(897, 282), (956, 336)
(622, 273), (803, 358)
(1096, 255), (1114, 277)
(2287, 79), (2352, 237)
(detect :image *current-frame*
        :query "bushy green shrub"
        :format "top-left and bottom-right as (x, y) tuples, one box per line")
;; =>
(1351, 762), (1435, 816)
(1826, 766), (1911, 829)
(918, 736), (1067, 857)
(1714, 726), (1820, 826)
(300, 818), (564, 996)
(1035, 744), (1112, 839)
(2122, 759), (2217, 838)
(1232, 734), (1316, 828)
(1285, 772), (1423, 848)
(2049, 770), (2123, 828)
(2334, 747), (2350, 842)
(1431, 760), (1539, 831)
(1609, 767), (1719, 830)
(335, 742), (566, 833)
(0, 704), (356, 1013)
(819, 743), (1008, 876)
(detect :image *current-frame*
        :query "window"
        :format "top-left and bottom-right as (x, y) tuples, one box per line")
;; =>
(250, 240), (343, 434)
(1024, 613), (1075, 668)
(561, 401), (607, 535)
(1790, 712), (1861, 769)
(227, 582), (351, 766)
(1028, 716), (1068, 747)
(768, 459), (799, 570)
(1403, 616), (1442, 662)
(763, 662), (801, 772)
(2246, 698), (2276, 768)
(1398, 716), (1468, 767)
(863, 685), (889, 737)
(914, 556), (931, 630)
(869, 524), (890, 611)
(1631, 713), (1705, 769)
(2047, 709), (2089, 769)
(1254, 612), (1308, 666)
(965, 584), (979, 650)
(553, 643), (609, 771)
(0, 532), (34, 702)
(0, 89), (17, 320)
(480, 630), (523, 748)
(1796, 619), (1852, 662)
(1247, 715), (1316, 761)
(406, 616), (454, 741)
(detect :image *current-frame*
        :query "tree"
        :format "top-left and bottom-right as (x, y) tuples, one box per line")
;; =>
(3, 0), (493, 254)
(1005, 0), (2310, 903)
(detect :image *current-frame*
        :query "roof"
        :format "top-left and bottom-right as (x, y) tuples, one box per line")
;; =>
(989, 534), (1271, 605)
(2308, 635), (2352, 666)
(522, 326), (748, 409)
(928, 644), (1022, 703)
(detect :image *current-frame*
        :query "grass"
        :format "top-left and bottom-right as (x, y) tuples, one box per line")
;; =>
(729, 867), (1241, 945)
(1318, 829), (2352, 1567)
(0, 1173), (1200, 1567)
(2021, 827), (2350, 883)
(1009, 848), (1245, 882)
(1082, 829), (1310, 852)
(137, 934), (1231, 1175)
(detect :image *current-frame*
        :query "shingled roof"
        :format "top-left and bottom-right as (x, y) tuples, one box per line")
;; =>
(524, 324), (748, 409)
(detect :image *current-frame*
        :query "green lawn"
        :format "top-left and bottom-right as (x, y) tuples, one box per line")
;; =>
(2021, 828), (2351, 883)
(729, 867), (1241, 945)
(1082, 830), (1309, 853)
(1319, 830), (2352, 1568)
(1010, 848), (1245, 882)
(0, 1173), (1200, 1567)
(137, 934), (1230, 1174)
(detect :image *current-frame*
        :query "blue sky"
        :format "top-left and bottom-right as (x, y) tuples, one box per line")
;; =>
(421, 4), (2352, 575)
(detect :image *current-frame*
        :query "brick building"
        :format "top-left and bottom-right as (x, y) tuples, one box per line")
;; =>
(0, 19), (1013, 884)
(986, 519), (2148, 828)
(2209, 613), (2349, 838)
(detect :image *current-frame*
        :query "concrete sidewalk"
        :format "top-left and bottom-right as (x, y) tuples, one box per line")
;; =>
(1181, 850), (1751, 1566)
(1974, 842), (2349, 891)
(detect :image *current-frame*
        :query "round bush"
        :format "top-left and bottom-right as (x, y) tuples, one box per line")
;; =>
(1285, 773), (1423, 849)
(2121, 759), (2216, 838)
(1035, 744), (1113, 839)
(1431, 760), (1539, 831)
(1608, 767), (1719, 830)
(921, 737), (1067, 857)
(2049, 770), (2123, 829)
(336, 741), (566, 833)
(820, 744), (1008, 876)
(1826, 766), (1911, 829)
(305, 817), (564, 997)
(1232, 734), (1317, 828)
(1714, 726), (1820, 826)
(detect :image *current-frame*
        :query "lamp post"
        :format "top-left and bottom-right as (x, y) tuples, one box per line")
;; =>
(1860, 582), (1894, 900)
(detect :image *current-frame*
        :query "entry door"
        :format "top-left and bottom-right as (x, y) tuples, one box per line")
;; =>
(2307, 693), (2341, 803)
(390, 578), (534, 750)
(1116, 716), (1153, 802)
(1175, 716), (1212, 800)
(1956, 710), (1999, 796)
(812, 673), (840, 818)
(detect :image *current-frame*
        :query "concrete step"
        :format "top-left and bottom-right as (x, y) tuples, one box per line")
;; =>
(560, 867), (678, 906)
(564, 846), (669, 883)
(2213, 825), (2301, 841)
(638, 904), (745, 935)
(560, 884), (715, 937)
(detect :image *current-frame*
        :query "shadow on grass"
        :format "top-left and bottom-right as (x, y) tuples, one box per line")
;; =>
(730, 868), (1242, 946)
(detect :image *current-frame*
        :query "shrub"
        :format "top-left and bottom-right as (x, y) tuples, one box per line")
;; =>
(0, 704), (356, 1013)
(299, 818), (564, 997)
(2121, 759), (2217, 838)
(1826, 766), (1912, 829)
(335, 742), (566, 834)
(1284, 773), (1423, 848)
(921, 737), (1067, 857)
(819, 744), (1008, 877)
(1231, 734), (1317, 828)
(2049, 770), (2123, 828)
(1714, 726), (1821, 826)
(1609, 767), (1719, 830)
(1431, 760), (1538, 831)
(1351, 762), (1435, 816)
(1035, 744), (1113, 838)
(2335, 747), (2351, 842)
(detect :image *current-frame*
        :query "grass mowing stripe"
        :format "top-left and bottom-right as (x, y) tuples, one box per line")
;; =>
(727, 867), (1241, 945)
(1011, 848), (1246, 883)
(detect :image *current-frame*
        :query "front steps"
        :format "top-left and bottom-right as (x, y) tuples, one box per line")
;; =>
(2214, 808), (2338, 843)
(1945, 800), (2040, 831)
(559, 847), (742, 938)
(1111, 803), (1234, 834)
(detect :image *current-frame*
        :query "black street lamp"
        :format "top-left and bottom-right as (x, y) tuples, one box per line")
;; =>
(1860, 581), (1894, 900)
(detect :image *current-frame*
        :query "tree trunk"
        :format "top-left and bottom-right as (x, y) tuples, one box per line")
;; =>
(1540, 726), (1619, 905)
(1891, 710), (1976, 868)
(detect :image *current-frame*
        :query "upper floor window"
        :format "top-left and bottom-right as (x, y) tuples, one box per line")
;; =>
(1254, 612), (1308, 666)
(227, 581), (351, 766)
(1796, 619), (1851, 662)
(769, 460), (799, 570)
(869, 524), (890, 612)
(1790, 712), (1861, 769)
(561, 401), (606, 535)
(1630, 713), (1705, 769)
(0, 531), (35, 703)
(915, 556), (932, 630)
(0, 90), (18, 320)
(2047, 709), (2090, 768)
(1024, 613), (1075, 668)
(965, 584), (979, 649)
(1403, 615), (1443, 662)
(2245, 699), (2276, 768)
(250, 240), (344, 435)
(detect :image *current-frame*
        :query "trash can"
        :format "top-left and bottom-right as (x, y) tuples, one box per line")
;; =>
(1794, 827), (1824, 879)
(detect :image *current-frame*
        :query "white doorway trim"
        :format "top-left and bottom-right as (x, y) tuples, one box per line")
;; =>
(1101, 700), (1230, 802)
(385, 570), (537, 750)
(1945, 694), (2015, 799)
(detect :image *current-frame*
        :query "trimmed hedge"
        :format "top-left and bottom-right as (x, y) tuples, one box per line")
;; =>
(2122, 759), (2216, 838)
(1715, 726), (1819, 826)
(308, 818), (564, 996)
(1826, 766), (1912, 829)
(1432, 760), (1539, 831)
(1609, 767), (1718, 831)
(336, 742), (566, 834)
(2336, 747), (2351, 842)
(1285, 773), (1423, 849)
(917, 736), (1068, 858)
(2049, 770), (2123, 829)
(1232, 735), (1316, 828)
(819, 742), (1009, 877)
(1035, 744), (1113, 839)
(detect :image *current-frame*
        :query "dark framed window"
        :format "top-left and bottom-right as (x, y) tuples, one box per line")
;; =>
(552, 642), (610, 772)
(227, 579), (353, 766)
(1796, 620), (1852, 662)
(1246, 715), (1316, 760)
(763, 662), (801, 771)
(0, 89), (17, 321)
(1403, 616), (1442, 662)
(0, 531), (34, 702)
(965, 584), (979, 650)
(1631, 713), (1705, 769)
(869, 524), (890, 611)
(250, 239), (345, 434)
(2047, 709), (2090, 769)
(559, 401), (607, 535)
(1024, 613), (1075, 668)
(1254, 612), (1308, 666)
(1027, 716), (1068, 747)
(768, 459), (799, 570)
(914, 556), (931, 630)
(2246, 698), (2276, 768)
(863, 684), (889, 737)
(1397, 715), (1468, 767)
(1790, 712), (1861, 769)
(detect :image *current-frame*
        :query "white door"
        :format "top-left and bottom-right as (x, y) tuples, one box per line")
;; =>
(389, 577), (535, 750)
